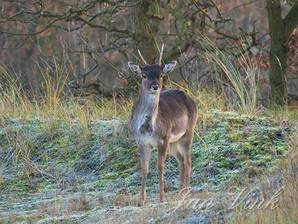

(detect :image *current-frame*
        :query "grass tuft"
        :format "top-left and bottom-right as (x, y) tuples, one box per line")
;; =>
(201, 36), (259, 115)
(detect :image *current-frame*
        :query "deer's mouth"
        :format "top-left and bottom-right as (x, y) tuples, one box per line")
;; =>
(149, 84), (160, 93)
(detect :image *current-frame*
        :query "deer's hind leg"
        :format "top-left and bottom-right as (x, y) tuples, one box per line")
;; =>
(176, 133), (194, 190)
(171, 142), (187, 190)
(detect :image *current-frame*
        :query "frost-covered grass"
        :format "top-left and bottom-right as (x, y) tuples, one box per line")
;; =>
(1, 65), (297, 223)
(229, 132), (298, 224)
(0, 108), (292, 223)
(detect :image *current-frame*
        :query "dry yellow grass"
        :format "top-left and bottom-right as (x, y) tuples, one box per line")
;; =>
(0, 64), (132, 122)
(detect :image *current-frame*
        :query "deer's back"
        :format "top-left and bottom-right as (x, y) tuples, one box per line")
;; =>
(159, 89), (197, 117)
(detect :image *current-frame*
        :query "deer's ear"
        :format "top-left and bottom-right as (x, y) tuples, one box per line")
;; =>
(163, 61), (177, 74)
(128, 62), (142, 75)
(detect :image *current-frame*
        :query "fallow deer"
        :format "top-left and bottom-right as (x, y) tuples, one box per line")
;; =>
(128, 59), (198, 206)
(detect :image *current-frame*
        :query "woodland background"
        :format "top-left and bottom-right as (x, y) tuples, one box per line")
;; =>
(0, 0), (297, 106)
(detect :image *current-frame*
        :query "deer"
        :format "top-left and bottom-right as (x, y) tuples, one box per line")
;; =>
(128, 53), (198, 206)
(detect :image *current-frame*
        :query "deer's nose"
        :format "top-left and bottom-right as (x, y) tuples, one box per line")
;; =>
(151, 84), (159, 91)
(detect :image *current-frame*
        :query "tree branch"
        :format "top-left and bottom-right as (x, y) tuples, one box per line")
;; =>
(78, 16), (130, 36)
(284, 3), (298, 40)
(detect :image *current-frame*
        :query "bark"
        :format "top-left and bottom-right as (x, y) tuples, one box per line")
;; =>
(267, 0), (287, 106)
(267, 1), (298, 106)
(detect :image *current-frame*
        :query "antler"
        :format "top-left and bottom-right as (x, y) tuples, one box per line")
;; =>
(137, 49), (148, 65)
(158, 43), (165, 65)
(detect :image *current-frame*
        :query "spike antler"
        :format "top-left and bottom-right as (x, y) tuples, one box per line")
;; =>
(158, 43), (165, 65)
(137, 49), (148, 65)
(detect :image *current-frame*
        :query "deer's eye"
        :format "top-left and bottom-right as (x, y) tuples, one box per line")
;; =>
(142, 74), (147, 79)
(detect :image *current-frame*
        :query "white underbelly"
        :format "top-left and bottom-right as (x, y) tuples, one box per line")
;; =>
(169, 131), (185, 143)
(136, 134), (158, 147)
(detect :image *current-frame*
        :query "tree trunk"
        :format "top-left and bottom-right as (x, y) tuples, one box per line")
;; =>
(267, 0), (288, 106)
(130, 1), (161, 64)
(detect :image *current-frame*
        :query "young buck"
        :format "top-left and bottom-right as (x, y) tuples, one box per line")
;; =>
(128, 61), (198, 206)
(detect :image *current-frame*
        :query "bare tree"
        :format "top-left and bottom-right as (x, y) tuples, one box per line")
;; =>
(266, 0), (298, 106)
(0, 0), (265, 96)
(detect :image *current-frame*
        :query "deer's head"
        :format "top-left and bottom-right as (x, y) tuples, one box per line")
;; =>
(128, 61), (177, 94)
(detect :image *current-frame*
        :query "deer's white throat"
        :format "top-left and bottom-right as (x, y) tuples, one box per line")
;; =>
(133, 91), (160, 146)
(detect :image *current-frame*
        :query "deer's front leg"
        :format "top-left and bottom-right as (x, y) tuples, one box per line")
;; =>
(158, 140), (169, 203)
(139, 145), (152, 206)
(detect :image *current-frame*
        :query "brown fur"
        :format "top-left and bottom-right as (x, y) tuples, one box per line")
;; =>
(128, 63), (198, 206)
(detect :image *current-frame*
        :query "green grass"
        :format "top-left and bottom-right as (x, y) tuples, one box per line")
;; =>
(0, 106), (293, 223)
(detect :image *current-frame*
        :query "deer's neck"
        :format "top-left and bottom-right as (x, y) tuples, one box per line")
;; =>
(140, 88), (159, 118)
(135, 88), (160, 133)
